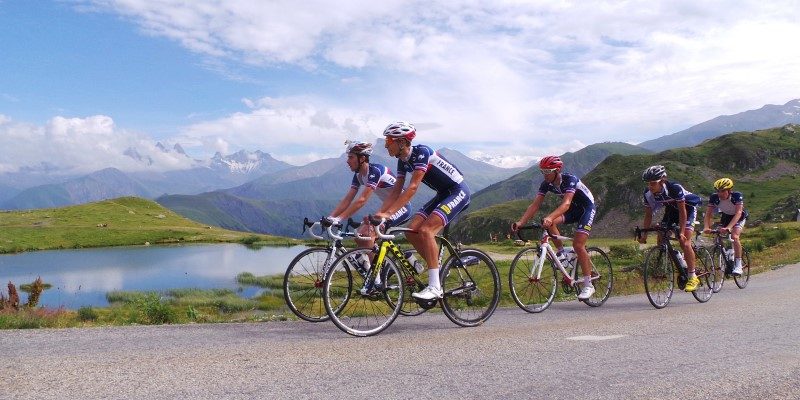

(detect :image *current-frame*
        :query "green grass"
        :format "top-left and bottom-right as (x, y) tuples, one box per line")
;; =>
(0, 196), (298, 253)
(2, 222), (798, 329)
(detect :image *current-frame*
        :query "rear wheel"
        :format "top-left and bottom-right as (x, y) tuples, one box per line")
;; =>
(691, 247), (714, 303)
(440, 249), (500, 327)
(643, 247), (674, 309)
(323, 248), (403, 337)
(509, 247), (557, 313)
(734, 248), (751, 289)
(283, 247), (339, 322)
(580, 247), (613, 307)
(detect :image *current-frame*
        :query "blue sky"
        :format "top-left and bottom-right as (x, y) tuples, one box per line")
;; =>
(1, 0), (799, 174)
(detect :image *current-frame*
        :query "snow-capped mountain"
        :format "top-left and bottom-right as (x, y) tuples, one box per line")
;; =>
(208, 150), (282, 174)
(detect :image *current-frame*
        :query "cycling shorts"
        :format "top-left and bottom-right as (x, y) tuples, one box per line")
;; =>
(562, 204), (596, 235)
(662, 204), (697, 230)
(720, 214), (746, 229)
(418, 184), (471, 226)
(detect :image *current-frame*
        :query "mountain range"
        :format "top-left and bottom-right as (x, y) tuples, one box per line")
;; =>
(452, 124), (800, 241)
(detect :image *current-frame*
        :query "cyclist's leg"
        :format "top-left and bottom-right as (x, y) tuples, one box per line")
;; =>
(731, 218), (746, 274)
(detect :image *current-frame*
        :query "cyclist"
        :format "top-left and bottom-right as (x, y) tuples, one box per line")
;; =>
(702, 178), (749, 276)
(637, 165), (703, 291)
(325, 140), (411, 285)
(511, 155), (598, 300)
(375, 121), (471, 301)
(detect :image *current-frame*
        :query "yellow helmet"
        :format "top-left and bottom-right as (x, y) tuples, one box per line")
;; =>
(713, 178), (734, 190)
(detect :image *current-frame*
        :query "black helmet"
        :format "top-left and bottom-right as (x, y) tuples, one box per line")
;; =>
(642, 165), (666, 181)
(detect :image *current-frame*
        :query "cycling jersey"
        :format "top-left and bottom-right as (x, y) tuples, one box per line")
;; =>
(643, 180), (702, 228)
(396, 145), (464, 192)
(537, 173), (595, 209)
(708, 192), (749, 219)
(351, 163), (397, 202)
(537, 173), (596, 234)
(642, 181), (702, 212)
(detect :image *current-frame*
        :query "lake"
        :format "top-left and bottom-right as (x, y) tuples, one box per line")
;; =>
(0, 243), (308, 309)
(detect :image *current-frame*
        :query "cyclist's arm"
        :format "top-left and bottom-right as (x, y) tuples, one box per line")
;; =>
(384, 170), (424, 215)
(639, 206), (653, 243)
(545, 191), (573, 222)
(329, 187), (358, 218)
(515, 194), (544, 229)
(703, 204), (715, 232)
(337, 186), (375, 220)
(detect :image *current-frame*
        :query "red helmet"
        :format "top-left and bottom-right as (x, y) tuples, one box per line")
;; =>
(538, 155), (563, 170)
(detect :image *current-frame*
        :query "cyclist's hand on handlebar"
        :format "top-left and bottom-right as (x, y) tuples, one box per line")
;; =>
(542, 217), (553, 229)
(636, 233), (647, 244)
(322, 216), (340, 227)
(511, 221), (520, 232)
(368, 214), (386, 226)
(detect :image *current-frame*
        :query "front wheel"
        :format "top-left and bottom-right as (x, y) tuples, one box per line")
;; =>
(710, 246), (726, 293)
(283, 247), (338, 322)
(323, 248), (403, 337)
(643, 246), (674, 309)
(579, 247), (613, 307)
(734, 248), (751, 289)
(440, 249), (501, 327)
(508, 247), (557, 313)
(691, 246), (715, 303)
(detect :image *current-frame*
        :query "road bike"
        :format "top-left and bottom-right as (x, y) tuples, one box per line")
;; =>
(282, 218), (357, 322)
(322, 217), (501, 337)
(698, 228), (751, 291)
(508, 223), (613, 313)
(635, 224), (716, 309)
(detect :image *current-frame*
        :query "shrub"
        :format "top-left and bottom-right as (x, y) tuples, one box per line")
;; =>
(77, 306), (99, 322)
(135, 293), (177, 325)
(609, 244), (639, 259)
(240, 235), (260, 245)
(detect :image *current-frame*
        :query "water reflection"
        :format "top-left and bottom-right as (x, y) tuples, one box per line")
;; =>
(0, 243), (307, 309)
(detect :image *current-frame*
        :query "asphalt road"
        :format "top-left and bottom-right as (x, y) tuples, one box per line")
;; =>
(2, 263), (799, 400)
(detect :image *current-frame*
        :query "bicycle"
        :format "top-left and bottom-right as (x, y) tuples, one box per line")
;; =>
(508, 223), (613, 313)
(282, 217), (358, 322)
(323, 217), (501, 337)
(700, 228), (751, 291)
(635, 224), (717, 309)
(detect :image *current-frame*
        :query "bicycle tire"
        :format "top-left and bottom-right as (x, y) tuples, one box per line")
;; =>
(440, 249), (500, 327)
(709, 246), (726, 293)
(323, 248), (403, 337)
(691, 246), (714, 303)
(508, 247), (557, 313)
(580, 247), (613, 307)
(283, 247), (341, 322)
(643, 246), (674, 309)
(734, 248), (751, 289)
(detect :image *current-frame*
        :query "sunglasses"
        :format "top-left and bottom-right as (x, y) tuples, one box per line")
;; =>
(539, 168), (558, 175)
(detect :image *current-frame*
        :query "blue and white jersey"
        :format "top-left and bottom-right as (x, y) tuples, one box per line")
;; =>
(396, 144), (464, 192)
(708, 191), (749, 219)
(642, 180), (702, 212)
(537, 173), (595, 209)
(350, 163), (397, 202)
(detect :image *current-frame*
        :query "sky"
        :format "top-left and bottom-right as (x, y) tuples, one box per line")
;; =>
(1, 0), (799, 175)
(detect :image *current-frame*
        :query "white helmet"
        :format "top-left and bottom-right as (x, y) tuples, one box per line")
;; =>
(382, 121), (416, 141)
(345, 140), (373, 156)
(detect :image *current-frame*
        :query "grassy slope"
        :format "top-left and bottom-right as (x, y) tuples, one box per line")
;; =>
(0, 196), (297, 253)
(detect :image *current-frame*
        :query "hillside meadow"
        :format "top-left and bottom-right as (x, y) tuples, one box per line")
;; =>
(0, 197), (296, 254)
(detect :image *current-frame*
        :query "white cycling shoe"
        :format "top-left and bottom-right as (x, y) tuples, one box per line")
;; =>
(577, 285), (595, 300)
(412, 285), (443, 300)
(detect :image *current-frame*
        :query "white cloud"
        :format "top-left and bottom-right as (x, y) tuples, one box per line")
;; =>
(80, 0), (800, 152)
(0, 115), (195, 174)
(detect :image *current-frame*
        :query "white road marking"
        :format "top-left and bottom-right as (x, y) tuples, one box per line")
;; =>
(567, 335), (628, 341)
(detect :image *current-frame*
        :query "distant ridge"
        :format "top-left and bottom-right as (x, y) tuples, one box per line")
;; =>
(638, 99), (800, 151)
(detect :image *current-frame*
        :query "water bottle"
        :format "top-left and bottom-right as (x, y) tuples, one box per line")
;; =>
(724, 248), (735, 272)
(674, 251), (688, 270)
(726, 248), (735, 260)
(403, 250), (425, 274)
(564, 247), (577, 266)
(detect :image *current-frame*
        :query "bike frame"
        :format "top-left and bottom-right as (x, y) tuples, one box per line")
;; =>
(525, 229), (596, 288)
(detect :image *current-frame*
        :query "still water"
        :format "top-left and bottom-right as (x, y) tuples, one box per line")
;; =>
(0, 244), (308, 309)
